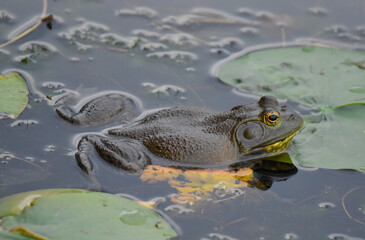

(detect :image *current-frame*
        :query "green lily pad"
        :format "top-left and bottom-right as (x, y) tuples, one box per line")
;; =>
(217, 46), (365, 108)
(293, 104), (365, 171)
(0, 189), (177, 240)
(218, 45), (365, 171)
(0, 72), (29, 119)
(0, 232), (33, 240)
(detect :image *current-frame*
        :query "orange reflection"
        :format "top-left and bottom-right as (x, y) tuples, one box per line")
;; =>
(141, 165), (253, 204)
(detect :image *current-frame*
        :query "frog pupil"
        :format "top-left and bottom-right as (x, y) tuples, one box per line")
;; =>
(268, 114), (278, 122)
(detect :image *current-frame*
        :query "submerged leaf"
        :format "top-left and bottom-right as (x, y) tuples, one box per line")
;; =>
(218, 45), (365, 171)
(0, 189), (177, 240)
(0, 72), (29, 119)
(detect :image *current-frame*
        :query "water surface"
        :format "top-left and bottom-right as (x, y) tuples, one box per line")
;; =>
(1, 0), (365, 239)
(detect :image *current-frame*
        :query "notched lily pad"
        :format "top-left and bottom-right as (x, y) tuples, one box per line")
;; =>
(217, 45), (365, 171)
(0, 189), (177, 240)
(0, 72), (29, 119)
(218, 45), (365, 108)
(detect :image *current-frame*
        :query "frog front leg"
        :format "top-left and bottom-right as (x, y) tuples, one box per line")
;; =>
(54, 92), (139, 126)
(75, 134), (152, 187)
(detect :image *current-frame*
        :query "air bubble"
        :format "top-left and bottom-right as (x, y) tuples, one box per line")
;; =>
(255, 11), (275, 21)
(25, 157), (35, 162)
(115, 7), (158, 18)
(146, 51), (198, 63)
(328, 233), (364, 240)
(119, 209), (147, 225)
(44, 145), (55, 152)
(284, 233), (298, 240)
(19, 41), (58, 53)
(239, 27), (259, 35)
(132, 29), (160, 38)
(160, 33), (199, 47)
(337, 33), (362, 41)
(209, 37), (244, 48)
(140, 43), (167, 51)
(10, 120), (38, 127)
(100, 33), (141, 48)
(208, 233), (238, 240)
(0, 49), (10, 56)
(318, 202), (336, 208)
(325, 25), (347, 34)
(75, 42), (92, 51)
(141, 82), (156, 89)
(356, 25), (365, 36)
(237, 8), (256, 17)
(150, 84), (186, 97)
(58, 21), (109, 42)
(69, 57), (80, 62)
(210, 48), (230, 55)
(165, 204), (194, 214)
(0, 10), (16, 23)
(42, 81), (65, 89)
(308, 7), (328, 16)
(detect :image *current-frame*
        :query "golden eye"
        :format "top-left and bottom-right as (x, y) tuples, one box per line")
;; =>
(265, 111), (280, 126)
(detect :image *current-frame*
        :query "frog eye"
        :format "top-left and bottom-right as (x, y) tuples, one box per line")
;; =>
(264, 111), (280, 126)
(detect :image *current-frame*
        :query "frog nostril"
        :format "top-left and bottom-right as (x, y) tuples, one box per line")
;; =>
(289, 114), (295, 120)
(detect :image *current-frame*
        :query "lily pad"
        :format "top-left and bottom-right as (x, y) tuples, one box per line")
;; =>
(0, 72), (29, 119)
(293, 104), (365, 171)
(218, 45), (365, 171)
(0, 189), (177, 240)
(218, 46), (365, 109)
(0, 232), (33, 240)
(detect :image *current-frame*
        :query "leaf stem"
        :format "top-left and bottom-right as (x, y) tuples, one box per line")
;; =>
(341, 186), (365, 227)
(0, 0), (48, 49)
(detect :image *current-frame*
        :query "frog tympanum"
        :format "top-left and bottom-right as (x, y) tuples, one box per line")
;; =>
(55, 92), (303, 183)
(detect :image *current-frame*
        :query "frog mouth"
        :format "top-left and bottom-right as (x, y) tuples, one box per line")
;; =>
(248, 131), (299, 155)
(263, 131), (299, 153)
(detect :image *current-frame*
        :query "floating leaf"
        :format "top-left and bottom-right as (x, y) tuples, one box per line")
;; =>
(0, 72), (29, 119)
(218, 45), (365, 171)
(293, 104), (365, 171)
(218, 46), (365, 109)
(0, 232), (33, 240)
(0, 189), (177, 240)
(141, 165), (253, 204)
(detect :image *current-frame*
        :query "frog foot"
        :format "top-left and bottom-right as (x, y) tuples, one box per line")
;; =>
(55, 92), (139, 126)
(75, 134), (151, 178)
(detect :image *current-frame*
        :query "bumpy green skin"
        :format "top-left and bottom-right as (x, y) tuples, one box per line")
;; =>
(55, 94), (303, 176)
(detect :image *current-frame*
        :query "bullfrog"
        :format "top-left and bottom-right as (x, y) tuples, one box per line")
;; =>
(54, 93), (303, 182)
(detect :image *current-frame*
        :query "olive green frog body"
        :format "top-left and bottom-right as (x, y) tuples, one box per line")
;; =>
(55, 93), (303, 179)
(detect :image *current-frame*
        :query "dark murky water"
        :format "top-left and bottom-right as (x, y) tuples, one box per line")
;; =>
(1, 0), (365, 239)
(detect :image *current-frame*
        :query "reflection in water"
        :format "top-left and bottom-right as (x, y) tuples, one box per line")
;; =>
(230, 153), (298, 191)
(141, 165), (252, 204)
(141, 153), (297, 204)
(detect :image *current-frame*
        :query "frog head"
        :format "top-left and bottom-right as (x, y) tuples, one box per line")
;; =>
(233, 96), (303, 155)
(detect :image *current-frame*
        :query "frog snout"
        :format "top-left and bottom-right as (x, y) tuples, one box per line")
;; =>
(288, 111), (303, 128)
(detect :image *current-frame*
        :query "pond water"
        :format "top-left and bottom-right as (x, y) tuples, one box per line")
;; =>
(1, 0), (365, 239)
